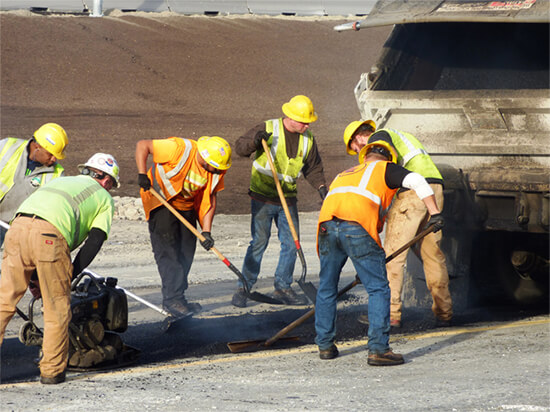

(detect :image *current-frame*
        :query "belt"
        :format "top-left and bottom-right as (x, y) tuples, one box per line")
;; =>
(331, 217), (360, 225)
(16, 213), (46, 221)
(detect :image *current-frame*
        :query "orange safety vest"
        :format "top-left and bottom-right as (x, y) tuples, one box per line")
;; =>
(140, 137), (224, 227)
(317, 160), (398, 249)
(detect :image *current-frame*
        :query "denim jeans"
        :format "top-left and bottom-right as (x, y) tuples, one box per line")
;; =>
(239, 198), (299, 291)
(0, 226), (6, 249)
(314, 219), (391, 353)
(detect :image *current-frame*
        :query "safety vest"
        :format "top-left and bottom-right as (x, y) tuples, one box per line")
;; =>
(17, 175), (114, 250)
(140, 137), (222, 226)
(0, 138), (64, 201)
(318, 160), (398, 249)
(378, 129), (442, 180)
(250, 118), (313, 198)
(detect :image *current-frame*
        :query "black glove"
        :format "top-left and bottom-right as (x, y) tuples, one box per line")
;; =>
(425, 213), (445, 233)
(253, 131), (272, 151)
(318, 185), (328, 200)
(200, 231), (214, 251)
(138, 173), (151, 191)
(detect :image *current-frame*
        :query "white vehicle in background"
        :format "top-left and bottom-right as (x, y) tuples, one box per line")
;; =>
(337, 0), (549, 308)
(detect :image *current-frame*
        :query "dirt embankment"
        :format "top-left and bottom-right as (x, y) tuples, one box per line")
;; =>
(0, 11), (391, 214)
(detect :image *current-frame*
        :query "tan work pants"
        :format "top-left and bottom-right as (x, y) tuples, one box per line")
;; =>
(384, 184), (453, 322)
(0, 216), (72, 378)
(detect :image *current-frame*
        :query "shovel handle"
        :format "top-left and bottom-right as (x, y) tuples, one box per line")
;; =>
(261, 139), (301, 248)
(149, 188), (281, 303)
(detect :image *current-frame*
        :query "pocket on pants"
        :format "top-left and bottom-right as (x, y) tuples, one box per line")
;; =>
(346, 233), (372, 259)
(35, 233), (62, 262)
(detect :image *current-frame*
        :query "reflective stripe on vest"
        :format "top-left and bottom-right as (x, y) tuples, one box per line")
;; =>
(326, 161), (390, 222)
(39, 184), (103, 248)
(387, 129), (428, 167)
(152, 139), (193, 197)
(0, 139), (27, 199)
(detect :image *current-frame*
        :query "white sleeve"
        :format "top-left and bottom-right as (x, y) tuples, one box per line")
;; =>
(402, 172), (434, 199)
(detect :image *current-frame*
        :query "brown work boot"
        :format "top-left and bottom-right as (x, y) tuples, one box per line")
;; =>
(231, 288), (247, 308)
(368, 350), (405, 366)
(435, 317), (452, 328)
(40, 371), (66, 384)
(273, 288), (307, 305)
(318, 344), (339, 360)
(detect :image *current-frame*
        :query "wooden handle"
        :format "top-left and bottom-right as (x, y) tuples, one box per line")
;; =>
(261, 139), (300, 243)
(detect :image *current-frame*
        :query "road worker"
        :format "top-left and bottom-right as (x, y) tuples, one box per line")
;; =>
(315, 140), (444, 365)
(0, 153), (120, 384)
(0, 123), (68, 247)
(344, 120), (453, 328)
(136, 136), (231, 318)
(231, 95), (328, 307)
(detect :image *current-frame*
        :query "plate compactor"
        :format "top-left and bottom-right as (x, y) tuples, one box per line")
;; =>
(18, 272), (140, 371)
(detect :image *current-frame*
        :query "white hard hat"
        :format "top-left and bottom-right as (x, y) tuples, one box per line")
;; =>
(78, 153), (120, 188)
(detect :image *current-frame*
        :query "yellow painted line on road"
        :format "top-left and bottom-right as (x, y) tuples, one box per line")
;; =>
(3, 317), (548, 387)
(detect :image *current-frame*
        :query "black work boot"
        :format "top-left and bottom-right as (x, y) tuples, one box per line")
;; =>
(163, 301), (191, 318)
(182, 298), (202, 314)
(318, 344), (339, 360)
(40, 371), (66, 384)
(231, 288), (247, 308)
(273, 288), (308, 305)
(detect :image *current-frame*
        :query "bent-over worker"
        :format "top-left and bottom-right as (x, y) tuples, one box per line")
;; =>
(315, 140), (444, 365)
(0, 153), (120, 384)
(136, 136), (231, 318)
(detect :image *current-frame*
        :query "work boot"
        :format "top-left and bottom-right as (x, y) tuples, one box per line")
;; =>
(231, 288), (247, 308)
(357, 313), (369, 325)
(273, 288), (307, 305)
(163, 302), (191, 318)
(40, 371), (66, 385)
(182, 298), (202, 314)
(318, 344), (339, 360)
(367, 350), (405, 366)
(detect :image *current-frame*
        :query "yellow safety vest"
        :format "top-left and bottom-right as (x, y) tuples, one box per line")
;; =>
(250, 118), (313, 198)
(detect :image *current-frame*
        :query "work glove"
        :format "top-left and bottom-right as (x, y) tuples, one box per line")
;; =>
(253, 131), (272, 151)
(318, 185), (328, 200)
(200, 231), (215, 251)
(425, 213), (445, 233)
(28, 280), (41, 300)
(138, 173), (151, 191)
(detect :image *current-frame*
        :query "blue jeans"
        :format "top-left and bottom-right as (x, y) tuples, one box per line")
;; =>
(0, 226), (6, 249)
(314, 219), (391, 353)
(240, 198), (299, 291)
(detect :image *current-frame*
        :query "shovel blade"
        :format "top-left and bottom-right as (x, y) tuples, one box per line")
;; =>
(298, 280), (317, 304)
(227, 336), (300, 353)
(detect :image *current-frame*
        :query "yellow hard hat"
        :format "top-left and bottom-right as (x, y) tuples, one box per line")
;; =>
(33, 123), (68, 160)
(282, 95), (318, 123)
(197, 136), (232, 171)
(358, 140), (397, 164)
(343, 120), (376, 155)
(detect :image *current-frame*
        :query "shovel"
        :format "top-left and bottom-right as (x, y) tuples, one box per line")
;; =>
(260, 139), (318, 304)
(227, 222), (438, 353)
(149, 188), (284, 305)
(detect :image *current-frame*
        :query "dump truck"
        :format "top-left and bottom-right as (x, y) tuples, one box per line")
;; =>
(335, 0), (549, 308)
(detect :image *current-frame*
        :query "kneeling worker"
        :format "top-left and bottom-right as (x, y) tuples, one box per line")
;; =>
(314, 140), (444, 365)
(0, 153), (120, 384)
